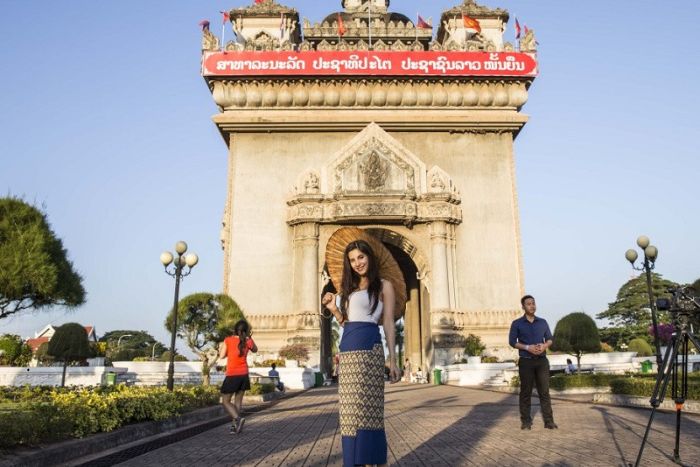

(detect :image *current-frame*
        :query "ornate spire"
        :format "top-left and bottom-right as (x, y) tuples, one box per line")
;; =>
(443, 0), (509, 21)
(342, 1), (390, 14)
(230, 0), (298, 16)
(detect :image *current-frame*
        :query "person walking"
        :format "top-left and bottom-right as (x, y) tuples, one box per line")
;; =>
(509, 294), (558, 430)
(322, 239), (399, 467)
(218, 319), (257, 434)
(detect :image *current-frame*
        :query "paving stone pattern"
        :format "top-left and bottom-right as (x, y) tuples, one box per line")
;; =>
(116, 383), (700, 466)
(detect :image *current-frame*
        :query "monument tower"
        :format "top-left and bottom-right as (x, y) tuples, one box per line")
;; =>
(201, 0), (538, 371)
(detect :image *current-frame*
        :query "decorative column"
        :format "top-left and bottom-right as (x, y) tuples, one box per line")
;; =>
(429, 221), (451, 313)
(292, 222), (320, 314)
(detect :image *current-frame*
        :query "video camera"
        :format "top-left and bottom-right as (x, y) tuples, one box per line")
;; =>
(656, 286), (700, 314)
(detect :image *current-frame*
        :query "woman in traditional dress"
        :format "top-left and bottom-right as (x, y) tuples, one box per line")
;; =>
(218, 319), (257, 434)
(322, 239), (399, 467)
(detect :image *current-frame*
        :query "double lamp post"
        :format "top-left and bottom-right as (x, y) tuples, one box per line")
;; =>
(625, 235), (661, 372)
(160, 241), (198, 391)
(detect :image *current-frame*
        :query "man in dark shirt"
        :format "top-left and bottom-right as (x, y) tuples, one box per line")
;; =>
(509, 294), (558, 430)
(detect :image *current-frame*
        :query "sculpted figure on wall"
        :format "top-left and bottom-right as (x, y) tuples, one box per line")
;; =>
(201, 27), (220, 51)
(361, 151), (389, 191)
(520, 28), (537, 52)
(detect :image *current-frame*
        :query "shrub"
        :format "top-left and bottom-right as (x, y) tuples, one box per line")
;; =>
(248, 383), (275, 395)
(463, 334), (485, 357)
(600, 342), (614, 353)
(481, 356), (499, 363)
(279, 344), (309, 363)
(610, 377), (700, 400)
(628, 338), (653, 357)
(159, 351), (188, 362)
(648, 323), (674, 345)
(259, 359), (285, 368)
(0, 385), (221, 448)
(549, 374), (620, 391)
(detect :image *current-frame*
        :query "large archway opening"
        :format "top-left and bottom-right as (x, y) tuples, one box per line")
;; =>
(319, 227), (430, 379)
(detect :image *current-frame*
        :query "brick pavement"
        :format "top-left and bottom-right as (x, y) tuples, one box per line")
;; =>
(115, 383), (700, 466)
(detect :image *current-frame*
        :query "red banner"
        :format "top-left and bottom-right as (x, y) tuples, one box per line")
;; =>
(202, 51), (537, 77)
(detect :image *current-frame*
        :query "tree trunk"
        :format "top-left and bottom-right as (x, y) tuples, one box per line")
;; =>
(576, 352), (582, 374)
(61, 361), (67, 387)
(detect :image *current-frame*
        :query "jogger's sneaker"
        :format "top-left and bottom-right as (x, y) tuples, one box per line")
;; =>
(236, 417), (246, 434)
(229, 421), (237, 434)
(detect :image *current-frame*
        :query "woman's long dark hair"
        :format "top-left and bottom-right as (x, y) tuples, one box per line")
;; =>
(234, 319), (250, 357)
(340, 240), (381, 316)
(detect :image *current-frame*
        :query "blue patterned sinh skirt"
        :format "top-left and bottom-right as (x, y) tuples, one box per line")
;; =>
(338, 322), (386, 467)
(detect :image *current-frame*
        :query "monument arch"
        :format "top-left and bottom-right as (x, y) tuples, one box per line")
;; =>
(203, 0), (538, 373)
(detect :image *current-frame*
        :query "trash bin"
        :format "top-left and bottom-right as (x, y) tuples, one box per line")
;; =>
(105, 371), (116, 386)
(641, 360), (652, 374)
(433, 368), (442, 385)
(314, 371), (323, 387)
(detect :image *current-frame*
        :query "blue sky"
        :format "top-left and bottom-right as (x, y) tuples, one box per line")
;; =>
(2, 1), (699, 353)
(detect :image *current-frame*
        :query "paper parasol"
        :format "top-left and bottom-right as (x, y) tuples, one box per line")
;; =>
(325, 227), (406, 320)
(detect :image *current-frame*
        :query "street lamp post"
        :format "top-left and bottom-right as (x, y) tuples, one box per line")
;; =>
(117, 334), (133, 349)
(625, 235), (661, 372)
(160, 241), (199, 391)
(151, 342), (158, 361)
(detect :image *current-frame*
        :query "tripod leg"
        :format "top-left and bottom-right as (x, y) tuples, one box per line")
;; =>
(634, 337), (678, 467)
(673, 333), (690, 465)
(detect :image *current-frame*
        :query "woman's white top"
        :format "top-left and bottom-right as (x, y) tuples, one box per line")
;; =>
(336, 289), (383, 324)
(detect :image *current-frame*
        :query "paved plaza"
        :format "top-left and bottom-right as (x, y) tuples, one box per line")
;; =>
(113, 384), (700, 467)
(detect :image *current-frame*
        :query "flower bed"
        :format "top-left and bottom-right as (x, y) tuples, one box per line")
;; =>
(0, 385), (220, 449)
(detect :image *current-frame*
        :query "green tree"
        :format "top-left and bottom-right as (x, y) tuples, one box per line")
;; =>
(165, 293), (245, 385)
(596, 273), (677, 341)
(100, 330), (166, 362)
(0, 197), (86, 320)
(47, 323), (92, 386)
(551, 312), (601, 372)
(0, 334), (32, 366)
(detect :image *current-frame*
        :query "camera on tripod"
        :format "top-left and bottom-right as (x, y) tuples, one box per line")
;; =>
(656, 286), (700, 315)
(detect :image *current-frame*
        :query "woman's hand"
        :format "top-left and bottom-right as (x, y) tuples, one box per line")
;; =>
(388, 361), (400, 383)
(321, 292), (338, 312)
(322, 292), (345, 325)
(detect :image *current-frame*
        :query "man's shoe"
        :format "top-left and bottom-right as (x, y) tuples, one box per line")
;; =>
(236, 417), (246, 434)
(521, 422), (532, 430)
(229, 422), (237, 434)
(544, 422), (558, 429)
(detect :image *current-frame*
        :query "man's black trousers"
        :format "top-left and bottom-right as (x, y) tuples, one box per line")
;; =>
(518, 357), (554, 424)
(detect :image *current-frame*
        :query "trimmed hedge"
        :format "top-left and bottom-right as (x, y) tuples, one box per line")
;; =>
(0, 385), (220, 449)
(610, 377), (700, 400)
(549, 374), (621, 391)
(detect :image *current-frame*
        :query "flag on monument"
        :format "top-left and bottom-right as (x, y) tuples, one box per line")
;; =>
(337, 13), (346, 37)
(220, 11), (230, 24)
(254, 0), (264, 4)
(280, 13), (285, 40)
(515, 18), (521, 39)
(416, 15), (431, 29)
(462, 14), (481, 33)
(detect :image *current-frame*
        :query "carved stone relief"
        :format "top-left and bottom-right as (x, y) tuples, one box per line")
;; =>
(286, 123), (462, 226)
